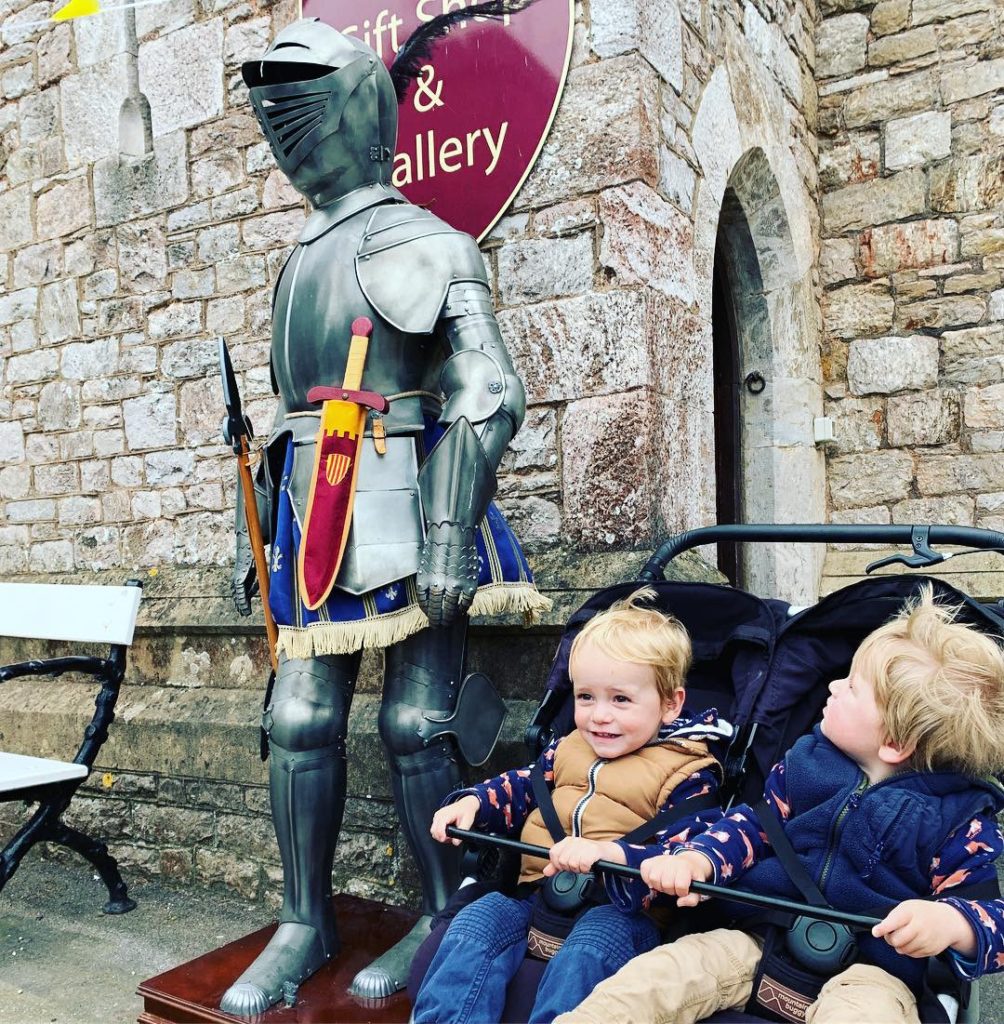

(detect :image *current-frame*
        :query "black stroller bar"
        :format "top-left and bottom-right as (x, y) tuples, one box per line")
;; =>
(446, 827), (883, 931)
(640, 524), (1004, 581)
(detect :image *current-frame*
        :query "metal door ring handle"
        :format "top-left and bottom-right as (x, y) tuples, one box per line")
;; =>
(744, 371), (766, 395)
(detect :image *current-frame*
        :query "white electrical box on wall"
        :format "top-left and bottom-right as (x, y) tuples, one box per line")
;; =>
(813, 416), (835, 444)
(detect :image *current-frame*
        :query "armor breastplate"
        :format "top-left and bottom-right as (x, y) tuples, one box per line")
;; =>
(268, 202), (446, 597)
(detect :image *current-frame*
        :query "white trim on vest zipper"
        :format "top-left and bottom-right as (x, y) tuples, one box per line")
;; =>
(571, 758), (606, 836)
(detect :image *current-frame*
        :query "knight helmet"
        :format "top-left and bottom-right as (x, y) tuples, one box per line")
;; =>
(242, 19), (398, 208)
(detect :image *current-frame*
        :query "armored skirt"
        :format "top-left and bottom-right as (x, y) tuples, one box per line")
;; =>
(267, 421), (549, 658)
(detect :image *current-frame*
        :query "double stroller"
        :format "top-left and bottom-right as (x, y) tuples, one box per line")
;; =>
(408, 523), (1004, 1024)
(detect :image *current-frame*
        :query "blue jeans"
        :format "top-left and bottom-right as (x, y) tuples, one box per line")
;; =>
(412, 892), (661, 1023)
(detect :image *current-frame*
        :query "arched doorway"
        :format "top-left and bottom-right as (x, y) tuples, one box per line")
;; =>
(706, 150), (825, 602)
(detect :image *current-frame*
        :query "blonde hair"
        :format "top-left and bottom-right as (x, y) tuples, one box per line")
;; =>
(569, 587), (692, 701)
(855, 584), (1004, 776)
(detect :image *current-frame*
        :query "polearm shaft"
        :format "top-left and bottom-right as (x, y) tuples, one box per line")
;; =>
(219, 338), (278, 671)
(445, 826), (882, 931)
(236, 433), (278, 671)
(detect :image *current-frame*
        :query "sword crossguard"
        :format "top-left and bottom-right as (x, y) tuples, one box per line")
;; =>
(306, 386), (390, 413)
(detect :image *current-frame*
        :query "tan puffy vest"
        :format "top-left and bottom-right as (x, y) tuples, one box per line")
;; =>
(518, 729), (720, 885)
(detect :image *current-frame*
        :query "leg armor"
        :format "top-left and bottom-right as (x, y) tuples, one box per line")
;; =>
(349, 617), (468, 998)
(220, 653), (359, 1017)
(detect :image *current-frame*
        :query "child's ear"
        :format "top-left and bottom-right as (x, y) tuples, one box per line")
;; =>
(662, 687), (686, 723)
(878, 736), (914, 766)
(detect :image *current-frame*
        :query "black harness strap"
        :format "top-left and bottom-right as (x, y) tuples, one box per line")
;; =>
(754, 798), (828, 908)
(530, 759), (567, 843)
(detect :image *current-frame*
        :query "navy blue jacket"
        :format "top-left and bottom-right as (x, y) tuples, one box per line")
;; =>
(690, 729), (1004, 991)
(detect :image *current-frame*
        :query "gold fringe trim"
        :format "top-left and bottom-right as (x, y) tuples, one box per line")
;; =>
(470, 583), (553, 623)
(275, 584), (552, 658)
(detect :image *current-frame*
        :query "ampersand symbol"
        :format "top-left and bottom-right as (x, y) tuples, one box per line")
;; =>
(414, 64), (444, 112)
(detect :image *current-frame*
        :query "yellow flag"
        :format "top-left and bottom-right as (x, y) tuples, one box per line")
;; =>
(52, 0), (101, 20)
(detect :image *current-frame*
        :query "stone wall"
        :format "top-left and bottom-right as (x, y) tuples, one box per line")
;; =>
(816, 0), (1004, 531)
(0, 0), (818, 903)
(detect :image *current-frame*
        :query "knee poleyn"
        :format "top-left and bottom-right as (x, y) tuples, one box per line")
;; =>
(265, 695), (346, 751)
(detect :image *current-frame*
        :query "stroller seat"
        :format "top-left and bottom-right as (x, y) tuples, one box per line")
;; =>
(409, 524), (1004, 1024)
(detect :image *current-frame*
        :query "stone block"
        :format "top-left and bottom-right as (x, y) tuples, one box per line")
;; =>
(211, 187), (258, 221)
(911, 0), (993, 26)
(118, 217), (169, 293)
(180, 377), (224, 446)
(821, 237), (858, 286)
(931, 154), (1004, 214)
(37, 380), (81, 431)
(517, 56), (659, 208)
(189, 113), (260, 159)
(823, 280), (894, 339)
(847, 335), (938, 395)
(58, 496), (102, 527)
(6, 349), (58, 385)
(61, 337), (119, 380)
(93, 131), (189, 227)
(60, 54), (131, 167)
(18, 87), (59, 146)
(242, 210), (305, 251)
(842, 71), (937, 128)
(860, 218), (957, 277)
(887, 388), (958, 445)
(868, 25), (936, 66)
(822, 169), (926, 233)
(590, 0), (683, 89)
(35, 462), (79, 495)
(215, 254), (266, 295)
(38, 278), (81, 344)
(497, 234), (593, 307)
(0, 185), (32, 250)
(191, 150), (244, 199)
(916, 454), (1004, 496)
(206, 296), (245, 334)
(598, 181), (694, 302)
(896, 294), (986, 331)
(0, 287), (38, 328)
(825, 395), (884, 452)
(819, 131), (880, 189)
(124, 391), (178, 450)
(28, 540), (74, 572)
(498, 290), (649, 404)
(73, 524), (120, 573)
(38, 24), (72, 87)
(0, 421), (26, 465)
(829, 451), (914, 508)
(139, 20), (224, 136)
(35, 176), (91, 241)
(6, 498), (56, 524)
(964, 382), (1004, 431)
(871, 0), (910, 34)
(223, 16), (271, 67)
(11, 242), (61, 292)
(148, 301), (202, 341)
(817, 14), (869, 79)
(262, 171), (300, 210)
(884, 110), (951, 170)
(197, 223), (240, 263)
(123, 521), (174, 564)
(891, 495), (973, 525)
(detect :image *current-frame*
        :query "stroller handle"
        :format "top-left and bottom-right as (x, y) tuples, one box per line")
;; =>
(446, 826), (883, 932)
(640, 524), (1004, 581)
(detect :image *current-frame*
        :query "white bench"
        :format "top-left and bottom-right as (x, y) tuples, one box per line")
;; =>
(0, 580), (142, 913)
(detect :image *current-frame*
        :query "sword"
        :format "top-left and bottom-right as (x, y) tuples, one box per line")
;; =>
(219, 338), (279, 672)
(298, 317), (390, 610)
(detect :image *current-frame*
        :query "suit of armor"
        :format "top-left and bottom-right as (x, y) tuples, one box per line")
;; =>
(221, 20), (528, 1016)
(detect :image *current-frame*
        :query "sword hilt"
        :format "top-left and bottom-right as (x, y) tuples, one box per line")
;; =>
(306, 387), (389, 413)
(342, 316), (374, 392)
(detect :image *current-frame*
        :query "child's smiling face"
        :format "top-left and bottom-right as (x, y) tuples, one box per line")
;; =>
(570, 639), (684, 760)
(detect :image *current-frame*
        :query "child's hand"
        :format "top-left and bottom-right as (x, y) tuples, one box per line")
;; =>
(542, 837), (625, 876)
(641, 850), (714, 907)
(872, 899), (977, 959)
(430, 795), (481, 845)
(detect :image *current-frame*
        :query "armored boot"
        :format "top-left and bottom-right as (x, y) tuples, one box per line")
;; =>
(349, 623), (466, 999)
(349, 741), (462, 999)
(221, 656), (356, 1017)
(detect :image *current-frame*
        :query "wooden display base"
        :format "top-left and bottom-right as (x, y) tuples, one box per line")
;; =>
(137, 895), (417, 1024)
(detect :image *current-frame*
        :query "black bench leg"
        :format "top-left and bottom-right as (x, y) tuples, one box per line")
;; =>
(47, 821), (137, 914)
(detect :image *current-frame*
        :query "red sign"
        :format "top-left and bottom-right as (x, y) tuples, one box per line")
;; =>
(300, 0), (573, 240)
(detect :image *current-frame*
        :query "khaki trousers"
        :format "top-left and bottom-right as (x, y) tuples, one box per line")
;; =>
(553, 928), (921, 1024)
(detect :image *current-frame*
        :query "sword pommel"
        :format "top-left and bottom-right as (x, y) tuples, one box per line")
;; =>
(351, 316), (373, 338)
